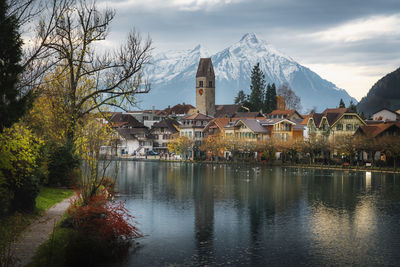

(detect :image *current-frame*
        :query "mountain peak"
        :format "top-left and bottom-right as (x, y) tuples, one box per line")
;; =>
(239, 32), (260, 44)
(191, 44), (210, 57)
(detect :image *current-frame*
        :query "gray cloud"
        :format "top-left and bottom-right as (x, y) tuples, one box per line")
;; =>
(99, 0), (400, 98)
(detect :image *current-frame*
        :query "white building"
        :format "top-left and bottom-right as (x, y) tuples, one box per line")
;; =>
(372, 108), (400, 122)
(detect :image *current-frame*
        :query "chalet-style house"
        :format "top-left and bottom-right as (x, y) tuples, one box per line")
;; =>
(203, 118), (231, 137)
(150, 119), (179, 154)
(307, 108), (366, 140)
(109, 113), (153, 155)
(355, 122), (400, 139)
(223, 117), (303, 142)
(371, 108), (400, 122)
(224, 119), (270, 141)
(266, 110), (303, 120)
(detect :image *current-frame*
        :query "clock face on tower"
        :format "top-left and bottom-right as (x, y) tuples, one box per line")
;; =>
(199, 89), (203, 95)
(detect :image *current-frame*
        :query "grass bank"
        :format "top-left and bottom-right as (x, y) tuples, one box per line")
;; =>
(0, 187), (73, 254)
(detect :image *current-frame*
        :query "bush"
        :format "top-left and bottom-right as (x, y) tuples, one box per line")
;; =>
(0, 124), (42, 214)
(68, 191), (140, 242)
(48, 141), (80, 187)
(63, 190), (140, 265)
(13, 175), (40, 212)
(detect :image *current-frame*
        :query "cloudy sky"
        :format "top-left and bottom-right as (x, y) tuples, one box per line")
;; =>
(98, 0), (400, 100)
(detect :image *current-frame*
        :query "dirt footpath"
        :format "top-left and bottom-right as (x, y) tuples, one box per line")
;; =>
(10, 196), (73, 266)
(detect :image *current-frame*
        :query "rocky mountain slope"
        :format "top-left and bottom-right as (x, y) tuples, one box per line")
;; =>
(357, 67), (400, 116)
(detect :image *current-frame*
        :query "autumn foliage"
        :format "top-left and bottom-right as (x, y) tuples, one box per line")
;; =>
(68, 190), (141, 242)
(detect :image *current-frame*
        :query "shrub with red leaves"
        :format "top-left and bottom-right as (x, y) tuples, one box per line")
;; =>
(68, 190), (141, 242)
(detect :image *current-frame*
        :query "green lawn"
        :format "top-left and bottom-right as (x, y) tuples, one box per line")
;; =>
(0, 187), (73, 254)
(35, 187), (74, 213)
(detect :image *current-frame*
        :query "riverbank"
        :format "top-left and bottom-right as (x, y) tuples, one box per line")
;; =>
(0, 187), (73, 266)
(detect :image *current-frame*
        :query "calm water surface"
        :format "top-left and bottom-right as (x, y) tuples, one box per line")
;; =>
(114, 161), (400, 266)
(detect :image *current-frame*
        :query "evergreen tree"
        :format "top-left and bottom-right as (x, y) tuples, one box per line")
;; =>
(234, 90), (247, 105)
(248, 63), (265, 112)
(264, 83), (277, 113)
(348, 100), (357, 113)
(270, 83), (277, 111)
(264, 83), (271, 112)
(339, 98), (345, 108)
(0, 0), (30, 132)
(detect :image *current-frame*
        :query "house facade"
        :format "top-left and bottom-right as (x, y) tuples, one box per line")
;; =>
(371, 108), (400, 122)
(150, 119), (179, 154)
(307, 108), (366, 141)
(224, 119), (270, 142)
(109, 113), (153, 155)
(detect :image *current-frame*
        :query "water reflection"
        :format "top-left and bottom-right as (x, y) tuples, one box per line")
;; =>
(115, 162), (400, 266)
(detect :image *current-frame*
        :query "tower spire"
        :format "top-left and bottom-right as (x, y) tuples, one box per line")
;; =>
(196, 58), (215, 117)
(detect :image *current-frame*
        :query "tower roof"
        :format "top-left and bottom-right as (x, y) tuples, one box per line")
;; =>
(196, 58), (215, 78)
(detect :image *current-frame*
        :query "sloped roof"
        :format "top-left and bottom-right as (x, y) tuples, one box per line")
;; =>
(151, 119), (179, 133)
(235, 119), (269, 133)
(301, 114), (313, 125)
(372, 108), (400, 116)
(322, 108), (351, 126)
(267, 109), (303, 119)
(116, 128), (149, 140)
(309, 108), (355, 127)
(292, 118), (306, 130)
(110, 113), (146, 128)
(183, 112), (213, 121)
(163, 103), (195, 115)
(204, 118), (231, 131)
(260, 118), (296, 126)
(309, 113), (324, 127)
(232, 112), (264, 118)
(356, 122), (400, 138)
(214, 104), (240, 118)
(196, 58), (215, 78)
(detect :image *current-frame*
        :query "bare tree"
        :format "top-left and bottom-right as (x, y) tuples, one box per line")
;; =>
(277, 83), (302, 111)
(35, 0), (152, 141)
(7, 0), (72, 94)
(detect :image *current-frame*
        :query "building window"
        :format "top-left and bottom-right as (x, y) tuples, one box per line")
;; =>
(143, 116), (149, 120)
(346, 124), (353, 131)
(344, 115), (353, 119)
(160, 128), (164, 133)
(154, 116), (160, 121)
(199, 81), (203, 87)
(209, 81), (212, 87)
(337, 124), (343, 131)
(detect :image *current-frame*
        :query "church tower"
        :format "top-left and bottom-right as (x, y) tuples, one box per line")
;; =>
(196, 58), (215, 117)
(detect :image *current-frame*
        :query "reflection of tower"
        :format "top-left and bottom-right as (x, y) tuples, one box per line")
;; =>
(193, 165), (214, 264)
(196, 58), (215, 116)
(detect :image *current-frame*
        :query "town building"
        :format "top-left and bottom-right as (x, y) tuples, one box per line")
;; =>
(150, 118), (179, 154)
(224, 119), (270, 141)
(162, 103), (196, 121)
(109, 113), (153, 155)
(307, 108), (366, 141)
(355, 122), (400, 138)
(266, 110), (303, 120)
(371, 108), (400, 122)
(127, 107), (166, 128)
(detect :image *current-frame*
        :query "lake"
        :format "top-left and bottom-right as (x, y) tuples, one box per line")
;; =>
(114, 161), (400, 266)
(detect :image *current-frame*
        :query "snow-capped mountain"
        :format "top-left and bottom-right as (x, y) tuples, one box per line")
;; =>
(138, 33), (356, 112)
